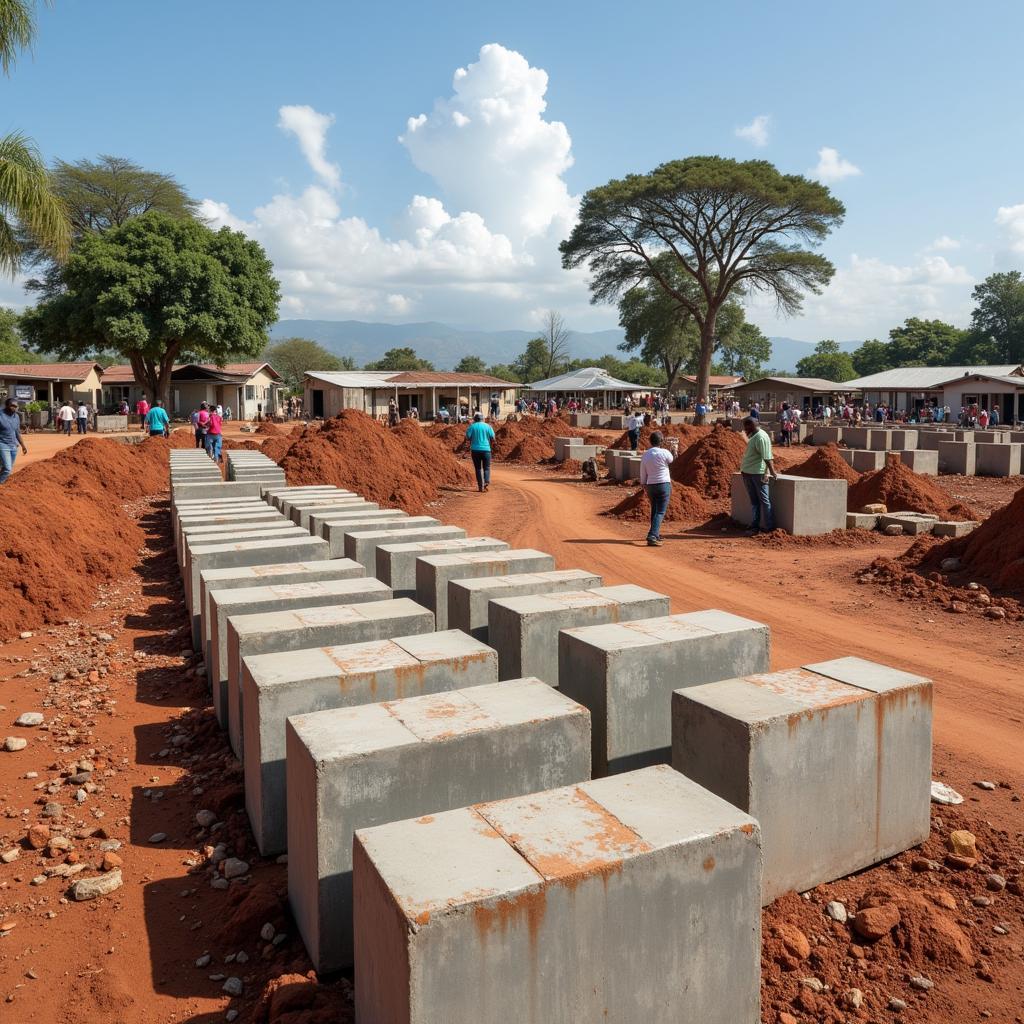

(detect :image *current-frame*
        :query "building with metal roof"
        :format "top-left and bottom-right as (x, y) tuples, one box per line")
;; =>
(525, 366), (662, 409)
(732, 375), (858, 411)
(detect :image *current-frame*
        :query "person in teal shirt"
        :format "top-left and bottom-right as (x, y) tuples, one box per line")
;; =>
(145, 399), (170, 437)
(740, 416), (777, 534)
(465, 411), (496, 492)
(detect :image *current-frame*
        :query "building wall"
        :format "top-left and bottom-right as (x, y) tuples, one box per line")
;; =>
(942, 383), (1023, 423)
(733, 385), (823, 411)
(304, 380), (517, 421)
(2, 368), (102, 409)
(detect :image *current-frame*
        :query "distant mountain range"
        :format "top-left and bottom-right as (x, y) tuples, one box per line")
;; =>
(270, 319), (861, 376)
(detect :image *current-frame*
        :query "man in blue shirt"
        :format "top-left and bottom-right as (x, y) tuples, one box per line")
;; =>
(465, 411), (496, 493)
(0, 398), (28, 484)
(145, 399), (170, 437)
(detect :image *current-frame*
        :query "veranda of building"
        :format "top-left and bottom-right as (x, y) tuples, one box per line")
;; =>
(525, 366), (664, 410)
(303, 370), (521, 421)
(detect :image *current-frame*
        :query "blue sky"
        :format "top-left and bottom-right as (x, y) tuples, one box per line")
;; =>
(4, 0), (1024, 340)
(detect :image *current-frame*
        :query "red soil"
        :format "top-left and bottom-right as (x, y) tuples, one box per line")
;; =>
(260, 436), (295, 463)
(256, 421), (283, 436)
(429, 416), (589, 464)
(669, 423), (748, 498)
(847, 456), (977, 518)
(607, 422), (708, 451)
(789, 443), (861, 483)
(606, 483), (708, 522)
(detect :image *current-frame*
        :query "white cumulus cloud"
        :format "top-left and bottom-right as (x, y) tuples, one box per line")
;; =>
(735, 114), (770, 147)
(995, 203), (1024, 254)
(928, 234), (961, 251)
(811, 146), (862, 183)
(278, 105), (342, 191)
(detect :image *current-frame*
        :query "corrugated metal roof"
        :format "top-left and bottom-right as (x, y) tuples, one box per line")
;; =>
(304, 369), (520, 389)
(101, 362), (280, 384)
(528, 366), (661, 391)
(736, 376), (852, 391)
(846, 365), (1022, 389)
(932, 371), (1024, 388)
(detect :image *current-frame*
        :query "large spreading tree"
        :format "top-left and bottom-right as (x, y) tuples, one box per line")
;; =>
(21, 211), (280, 404)
(968, 271), (1024, 364)
(561, 156), (844, 421)
(263, 336), (352, 393)
(795, 339), (856, 381)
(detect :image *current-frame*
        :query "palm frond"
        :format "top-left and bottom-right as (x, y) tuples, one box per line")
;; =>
(0, 0), (36, 76)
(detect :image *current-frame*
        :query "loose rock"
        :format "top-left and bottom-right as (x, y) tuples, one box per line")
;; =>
(852, 903), (900, 941)
(825, 900), (848, 923)
(14, 712), (43, 727)
(70, 869), (123, 901)
(222, 977), (243, 997)
(2, 737), (27, 752)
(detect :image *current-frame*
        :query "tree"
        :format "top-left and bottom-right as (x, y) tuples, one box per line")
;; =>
(454, 355), (486, 374)
(0, 304), (39, 362)
(887, 317), (967, 366)
(714, 321), (771, 381)
(561, 156), (843, 422)
(969, 272), (1024, 364)
(540, 310), (570, 378)
(486, 363), (520, 382)
(572, 353), (665, 388)
(20, 211), (280, 404)
(851, 338), (892, 377)
(512, 338), (551, 383)
(795, 339), (856, 381)
(364, 347), (434, 371)
(0, 0), (38, 75)
(263, 337), (350, 394)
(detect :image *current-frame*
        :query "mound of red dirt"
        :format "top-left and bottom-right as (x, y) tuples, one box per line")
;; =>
(606, 483), (708, 523)
(255, 421), (283, 436)
(847, 456), (977, 519)
(260, 436), (295, 463)
(278, 409), (472, 512)
(505, 435), (553, 464)
(788, 443), (860, 483)
(669, 423), (748, 498)
(0, 437), (174, 632)
(608, 422), (708, 451)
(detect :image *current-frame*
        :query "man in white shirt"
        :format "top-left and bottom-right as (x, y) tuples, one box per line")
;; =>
(57, 401), (75, 435)
(76, 402), (89, 434)
(627, 410), (645, 451)
(639, 430), (674, 546)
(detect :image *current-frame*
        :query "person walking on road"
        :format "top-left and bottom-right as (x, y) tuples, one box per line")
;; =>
(0, 398), (28, 484)
(627, 409), (644, 451)
(639, 430), (674, 546)
(136, 396), (150, 431)
(465, 410), (496, 493)
(740, 416), (778, 536)
(204, 405), (223, 463)
(145, 399), (170, 438)
(76, 401), (89, 434)
(57, 400), (75, 435)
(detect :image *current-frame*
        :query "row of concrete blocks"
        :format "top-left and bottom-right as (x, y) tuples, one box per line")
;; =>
(730, 417), (809, 441)
(224, 449), (286, 484)
(605, 447), (641, 481)
(568, 413), (677, 429)
(552, 436), (606, 463)
(846, 510), (978, 536)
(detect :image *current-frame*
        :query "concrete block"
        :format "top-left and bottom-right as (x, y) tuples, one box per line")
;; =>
(182, 524), (305, 571)
(877, 513), (936, 535)
(553, 436), (583, 461)
(813, 425), (843, 445)
(175, 507), (281, 554)
(953, 429), (975, 442)
(171, 480), (264, 504)
(898, 449), (938, 475)
(269, 488), (352, 512)
(261, 484), (349, 501)
(917, 430), (956, 451)
(932, 520), (978, 537)
(288, 678), (589, 971)
(448, 569), (604, 642)
(850, 449), (886, 472)
(490, 585), (670, 686)
(559, 609), (770, 776)
(729, 473), (847, 535)
(842, 426), (870, 448)
(890, 429), (919, 450)
(671, 656), (932, 902)
(247, 630), (498, 858)
(846, 512), (878, 530)
(278, 494), (366, 520)
(1009, 431), (1024, 445)
(623, 455), (641, 480)
(226, 599), (434, 759)
(976, 442), (1022, 477)
(320, 515), (434, 558)
(209, 577), (392, 729)
(291, 500), (378, 530)
(341, 520), (448, 571)
(415, 549), (556, 630)
(374, 536), (506, 599)
(353, 765), (762, 1024)
(308, 508), (406, 541)
(837, 448), (855, 466)
(562, 444), (603, 461)
(867, 429), (893, 450)
(937, 440), (976, 475)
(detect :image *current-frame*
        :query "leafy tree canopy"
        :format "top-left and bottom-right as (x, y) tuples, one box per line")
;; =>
(968, 271), (1024, 364)
(485, 363), (520, 382)
(714, 321), (771, 381)
(364, 346), (435, 371)
(263, 336), (351, 394)
(512, 337), (554, 383)
(887, 317), (968, 366)
(850, 338), (891, 376)
(795, 339), (856, 381)
(20, 211), (280, 403)
(454, 355), (486, 374)
(0, 304), (39, 362)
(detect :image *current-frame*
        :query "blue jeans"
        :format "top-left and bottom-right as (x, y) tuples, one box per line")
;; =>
(471, 450), (491, 490)
(0, 445), (17, 484)
(628, 428), (639, 450)
(77, 417), (87, 434)
(742, 473), (775, 532)
(205, 433), (222, 462)
(645, 481), (671, 541)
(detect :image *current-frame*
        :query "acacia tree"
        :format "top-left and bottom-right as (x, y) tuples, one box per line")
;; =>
(561, 156), (844, 422)
(20, 211), (280, 404)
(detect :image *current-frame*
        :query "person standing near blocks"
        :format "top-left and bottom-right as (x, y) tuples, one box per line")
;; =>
(465, 410), (495, 493)
(741, 416), (777, 536)
(639, 430), (673, 547)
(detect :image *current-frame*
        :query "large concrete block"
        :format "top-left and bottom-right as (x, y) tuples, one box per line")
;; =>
(812, 425), (843, 445)
(448, 568), (604, 643)
(178, 517), (294, 568)
(374, 536), (507, 599)
(289, 677), (590, 971)
(171, 480), (265, 504)
(247, 630), (499, 858)
(849, 449), (886, 472)
(976, 442), (1022, 477)
(415, 549), (556, 630)
(888, 429), (918, 450)
(553, 436), (583, 461)
(842, 426), (870, 448)
(209, 577), (392, 729)
(671, 657), (932, 903)
(898, 449), (938, 475)
(559, 609), (770, 776)
(269, 488), (352, 512)
(290, 500), (378, 530)
(326, 517), (441, 560)
(175, 507), (281, 555)
(729, 473), (847, 535)
(867, 429), (893, 450)
(308, 508), (406, 542)
(937, 440), (976, 475)
(226, 598), (434, 758)
(344, 522), (452, 573)
(490, 585), (670, 686)
(353, 765), (762, 1024)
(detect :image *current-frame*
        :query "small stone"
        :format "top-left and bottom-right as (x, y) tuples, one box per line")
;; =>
(842, 988), (863, 1009)
(986, 873), (1006, 891)
(949, 600), (969, 613)
(226, 1012), (238, 1023)
(860, 503), (887, 514)
(946, 854), (977, 870)
(235, 951), (248, 964)
(260, 922), (276, 942)
(1, 848), (19, 864)
(940, 557), (961, 572)
(909, 975), (934, 991)
(19, 631), (33, 639)
(221, 857), (249, 880)
(99, 839), (121, 852)
(825, 900), (847, 923)
(148, 832), (167, 844)
(853, 903), (900, 941)
(70, 869), (123, 901)
(968, 581), (980, 590)
(195, 809), (217, 828)
(101, 852), (122, 871)
(884, 524), (904, 536)
(930, 780), (963, 805)
(889, 997), (908, 1012)
(41, 802), (62, 819)
(778, 1014), (798, 1024)
(993, 923), (1010, 935)
(986, 607), (1006, 619)
(14, 712), (43, 727)
(210, 877), (229, 890)
(948, 830), (978, 859)
(195, 954), (211, 968)
(222, 977), (243, 997)
(26, 824), (50, 849)
(800, 977), (824, 993)
(975, 780), (997, 791)
(973, 895), (992, 907)
(3, 737), (27, 752)
(911, 857), (940, 872)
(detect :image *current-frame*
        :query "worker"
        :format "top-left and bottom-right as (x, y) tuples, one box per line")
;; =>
(740, 416), (778, 536)
(145, 399), (170, 438)
(465, 410), (496, 493)
(57, 400), (75, 435)
(627, 409), (644, 451)
(0, 397), (28, 484)
(136, 395), (150, 431)
(76, 401), (89, 434)
(639, 430), (673, 547)
(205, 404), (223, 462)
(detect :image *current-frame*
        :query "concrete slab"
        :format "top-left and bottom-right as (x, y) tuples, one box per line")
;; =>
(937, 440), (976, 475)
(353, 765), (762, 1024)
(175, 507), (281, 554)
(867, 430), (893, 450)
(849, 449), (886, 472)
(226, 598), (434, 758)
(917, 430), (955, 451)
(932, 520), (978, 537)
(559, 609), (770, 776)
(308, 508), (406, 541)
(553, 436), (583, 461)
(671, 657), (932, 902)
(322, 516), (439, 559)
(729, 473), (847, 535)
(269, 488), (352, 512)
(373, 535), (506, 599)
(898, 449), (938, 475)
(846, 512), (878, 530)
(888, 429), (919, 450)
(448, 568), (604, 642)
(278, 494), (365, 519)
(288, 677), (590, 972)
(178, 516), (292, 567)
(344, 522), (452, 572)
(490, 585), (670, 686)
(286, 498), (378, 529)
(247, 629), (499, 858)
(812, 425), (843, 445)
(209, 577), (392, 729)
(260, 484), (349, 500)
(842, 426), (871, 448)
(976, 442), (1022, 477)
(171, 480), (265, 503)
(878, 512), (937, 535)
(415, 548), (556, 630)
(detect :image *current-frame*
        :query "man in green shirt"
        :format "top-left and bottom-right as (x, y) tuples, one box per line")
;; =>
(740, 417), (778, 535)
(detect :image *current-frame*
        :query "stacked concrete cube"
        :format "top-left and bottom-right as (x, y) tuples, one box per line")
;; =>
(937, 440), (976, 475)
(729, 474), (847, 535)
(324, 516), (442, 560)
(345, 522), (454, 574)
(976, 442), (1022, 477)
(671, 656), (932, 902)
(898, 449), (938, 475)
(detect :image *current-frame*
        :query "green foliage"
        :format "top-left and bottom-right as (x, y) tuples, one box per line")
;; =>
(887, 317), (968, 366)
(454, 355), (486, 374)
(0, 0), (38, 76)
(364, 346), (435, 371)
(23, 399), (44, 412)
(850, 338), (892, 376)
(0, 304), (39, 362)
(512, 338), (552, 383)
(20, 211), (280, 402)
(714, 321), (771, 381)
(263, 336), (350, 393)
(795, 339), (857, 381)
(968, 271), (1024, 364)
(486, 363), (520, 382)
